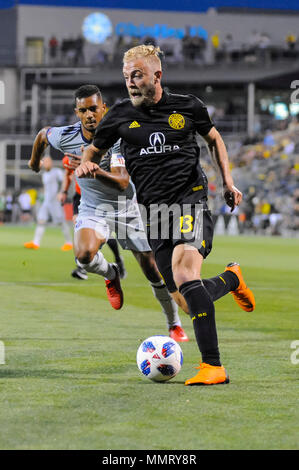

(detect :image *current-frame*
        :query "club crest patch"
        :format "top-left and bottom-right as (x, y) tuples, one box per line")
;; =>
(168, 113), (185, 129)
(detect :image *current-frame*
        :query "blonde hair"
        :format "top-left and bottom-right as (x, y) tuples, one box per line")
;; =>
(123, 44), (162, 67)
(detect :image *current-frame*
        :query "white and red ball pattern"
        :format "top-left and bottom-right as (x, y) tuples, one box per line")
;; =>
(136, 335), (183, 382)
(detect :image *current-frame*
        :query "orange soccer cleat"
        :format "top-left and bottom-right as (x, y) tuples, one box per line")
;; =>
(61, 243), (73, 251)
(24, 241), (39, 250)
(169, 325), (189, 342)
(105, 265), (124, 310)
(225, 262), (255, 312)
(185, 362), (230, 386)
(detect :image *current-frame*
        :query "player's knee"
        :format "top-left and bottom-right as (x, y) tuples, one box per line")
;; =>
(172, 263), (198, 287)
(173, 271), (189, 288)
(75, 248), (97, 265)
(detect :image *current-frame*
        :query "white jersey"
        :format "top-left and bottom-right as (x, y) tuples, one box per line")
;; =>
(47, 121), (135, 215)
(46, 121), (150, 251)
(42, 168), (64, 203)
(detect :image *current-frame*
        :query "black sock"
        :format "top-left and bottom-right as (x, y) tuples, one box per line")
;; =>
(179, 280), (221, 366)
(202, 271), (239, 302)
(107, 238), (121, 263)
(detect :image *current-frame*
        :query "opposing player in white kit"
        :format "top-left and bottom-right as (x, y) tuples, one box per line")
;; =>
(28, 85), (188, 342)
(24, 156), (73, 250)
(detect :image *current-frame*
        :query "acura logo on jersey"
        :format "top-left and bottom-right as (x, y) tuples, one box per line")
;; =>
(140, 132), (179, 156)
(149, 132), (165, 146)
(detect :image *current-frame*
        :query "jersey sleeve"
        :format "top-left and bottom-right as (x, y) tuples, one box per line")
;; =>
(46, 127), (64, 151)
(192, 96), (214, 136)
(92, 104), (121, 150)
(110, 139), (125, 168)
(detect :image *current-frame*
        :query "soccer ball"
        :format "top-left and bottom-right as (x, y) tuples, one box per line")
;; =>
(136, 335), (183, 382)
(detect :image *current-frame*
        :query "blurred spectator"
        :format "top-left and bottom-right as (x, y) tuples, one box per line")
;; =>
(257, 33), (271, 64)
(49, 35), (58, 64)
(74, 35), (84, 65)
(245, 30), (261, 62)
(211, 31), (220, 50)
(263, 129), (275, 147)
(5, 193), (13, 222)
(158, 37), (182, 63)
(61, 37), (77, 65)
(182, 27), (206, 64)
(285, 32), (296, 50)
(18, 190), (32, 223)
(222, 33), (234, 63)
(0, 192), (5, 224)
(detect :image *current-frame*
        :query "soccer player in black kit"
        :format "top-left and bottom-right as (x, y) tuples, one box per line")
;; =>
(76, 45), (256, 385)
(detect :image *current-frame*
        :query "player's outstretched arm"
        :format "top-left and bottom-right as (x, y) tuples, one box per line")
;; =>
(28, 127), (50, 173)
(203, 127), (242, 212)
(81, 143), (107, 164)
(76, 143), (109, 178)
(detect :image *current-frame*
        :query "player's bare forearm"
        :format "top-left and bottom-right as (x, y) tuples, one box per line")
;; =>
(61, 170), (73, 193)
(29, 127), (50, 172)
(204, 127), (233, 187)
(95, 167), (129, 190)
(203, 127), (242, 211)
(58, 170), (73, 205)
(75, 160), (129, 190)
(82, 144), (107, 164)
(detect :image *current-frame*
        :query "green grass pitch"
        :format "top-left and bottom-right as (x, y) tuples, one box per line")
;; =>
(0, 225), (298, 450)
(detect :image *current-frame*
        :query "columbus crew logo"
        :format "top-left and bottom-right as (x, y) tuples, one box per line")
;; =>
(168, 113), (185, 130)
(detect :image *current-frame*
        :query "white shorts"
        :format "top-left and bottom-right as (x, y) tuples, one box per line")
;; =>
(37, 200), (64, 224)
(74, 213), (151, 252)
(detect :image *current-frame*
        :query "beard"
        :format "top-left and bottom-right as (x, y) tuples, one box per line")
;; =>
(129, 82), (156, 107)
(83, 121), (97, 132)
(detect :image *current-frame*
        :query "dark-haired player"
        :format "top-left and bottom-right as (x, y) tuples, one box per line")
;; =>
(28, 84), (125, 280)
(60, 153), (126, 280)
(28, 84), (189, 342)
(76, 46), (255, 385)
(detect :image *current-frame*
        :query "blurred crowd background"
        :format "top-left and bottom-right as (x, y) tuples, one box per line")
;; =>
(26, 28), (299, 68)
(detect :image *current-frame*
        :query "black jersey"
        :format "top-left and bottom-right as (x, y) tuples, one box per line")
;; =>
(93, 90), (214, 208)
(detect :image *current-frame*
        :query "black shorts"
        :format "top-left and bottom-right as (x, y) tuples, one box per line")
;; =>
(147, 200), (214, 293)
(73, 192), (81, 216)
